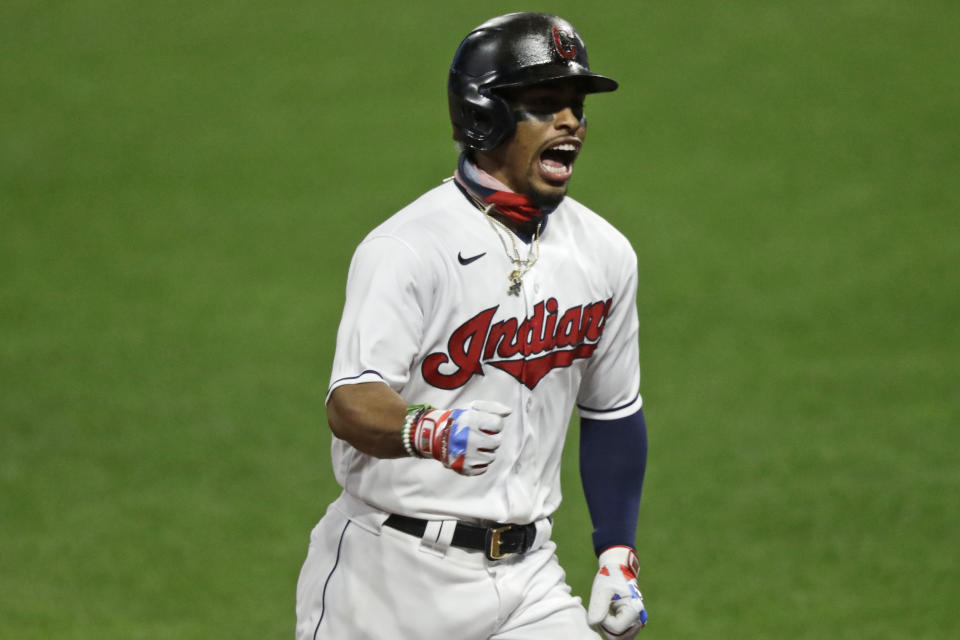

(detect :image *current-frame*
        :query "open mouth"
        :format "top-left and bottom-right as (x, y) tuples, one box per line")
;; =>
(539, 140), (580, 183)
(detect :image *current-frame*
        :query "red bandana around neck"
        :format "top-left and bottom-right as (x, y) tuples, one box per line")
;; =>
(482, 190), (543, 224)
(455, 154), (545, 225)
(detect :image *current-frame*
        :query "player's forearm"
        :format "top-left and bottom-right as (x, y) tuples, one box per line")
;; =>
(326, 382), (408, 458)
(580, 409), (648, 554)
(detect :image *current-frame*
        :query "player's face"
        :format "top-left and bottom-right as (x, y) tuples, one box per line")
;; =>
(478, 83), (587, 209)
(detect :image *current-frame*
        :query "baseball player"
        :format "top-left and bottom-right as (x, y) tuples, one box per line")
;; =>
(296, 12), (649, 640)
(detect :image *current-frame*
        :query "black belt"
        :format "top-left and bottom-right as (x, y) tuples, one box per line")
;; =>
(384, 514), (538, 561)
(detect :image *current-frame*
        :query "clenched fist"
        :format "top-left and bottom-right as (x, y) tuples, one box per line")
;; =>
(587, 546), (648, 639)
(405, 401), (512, 475)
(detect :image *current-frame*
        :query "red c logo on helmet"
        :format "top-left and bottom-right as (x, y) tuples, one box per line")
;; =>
(552, 26), (578, 59)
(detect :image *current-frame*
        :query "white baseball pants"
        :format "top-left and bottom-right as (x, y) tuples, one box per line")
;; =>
(296, 492), (600, 640)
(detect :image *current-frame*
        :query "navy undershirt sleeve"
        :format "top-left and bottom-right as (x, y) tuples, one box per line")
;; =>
(579, 408), (648, 555)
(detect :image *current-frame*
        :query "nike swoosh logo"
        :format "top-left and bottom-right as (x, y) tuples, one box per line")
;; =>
(458, 251), (486, 265)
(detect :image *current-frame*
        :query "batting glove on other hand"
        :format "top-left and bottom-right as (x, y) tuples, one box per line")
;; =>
(587, 546), (648, 639)
(406, 401), (511, 475)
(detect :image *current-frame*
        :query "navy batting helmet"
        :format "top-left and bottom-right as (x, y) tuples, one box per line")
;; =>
(448, 12), (619, 153)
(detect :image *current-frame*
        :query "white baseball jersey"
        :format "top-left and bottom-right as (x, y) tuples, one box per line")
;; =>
(327, 177), (642, 525)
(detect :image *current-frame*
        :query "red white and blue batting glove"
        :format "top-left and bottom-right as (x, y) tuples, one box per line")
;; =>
(587, 545), (648, 639)
(405, 401), (511, 476)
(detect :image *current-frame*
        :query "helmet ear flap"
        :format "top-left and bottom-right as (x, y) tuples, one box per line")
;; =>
(449, 73), (516, 153)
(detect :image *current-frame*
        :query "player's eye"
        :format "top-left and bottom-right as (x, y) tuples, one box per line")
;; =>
(528, 98), (563, 113)
(524, 99), (584, 118)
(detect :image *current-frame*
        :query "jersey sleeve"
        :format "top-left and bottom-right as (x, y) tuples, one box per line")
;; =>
(326, 235), (428, 400)
(576, 244), (642, 420)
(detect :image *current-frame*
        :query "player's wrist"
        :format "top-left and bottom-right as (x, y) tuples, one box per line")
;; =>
(402, 404), (433, 458)
(597, 545), (640, 576)
(597, 544), (637, 558)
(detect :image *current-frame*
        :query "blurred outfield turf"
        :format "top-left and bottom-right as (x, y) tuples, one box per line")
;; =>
(1, 1), (958, 638)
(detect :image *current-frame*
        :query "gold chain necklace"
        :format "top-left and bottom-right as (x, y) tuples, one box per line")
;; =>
(481, 202), (541, 296)
(454, 177), (542, 296)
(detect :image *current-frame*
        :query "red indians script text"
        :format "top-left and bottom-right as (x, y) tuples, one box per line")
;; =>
(422, 297), (612, 390)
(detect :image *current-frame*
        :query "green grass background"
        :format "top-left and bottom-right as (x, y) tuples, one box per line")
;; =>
(2, 1), (958, 638)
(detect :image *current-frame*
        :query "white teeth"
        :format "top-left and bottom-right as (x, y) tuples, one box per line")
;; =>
(550, 143), (578, 151)
(543, 163), (568, 174)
